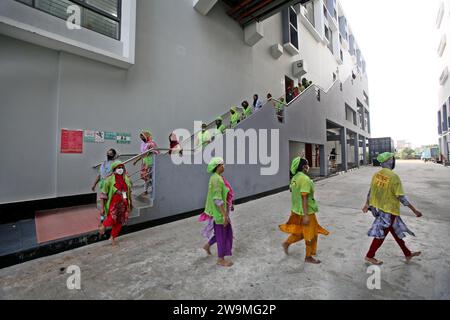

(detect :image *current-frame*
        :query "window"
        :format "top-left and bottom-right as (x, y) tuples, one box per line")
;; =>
(438, 111), (443, 135)
(363, 91), (369, 106)
(302, 0), (315, 27)
(349, 34), (355, 55)
(443, 103), (449, 132)
(345, 104), (357, 126)
(282, 6), (299, 54)
(16, 0), (121, 40)
(325, 26), (333, 52)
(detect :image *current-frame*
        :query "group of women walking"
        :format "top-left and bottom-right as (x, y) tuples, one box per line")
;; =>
(199, 152), (422, 268)
(93, 130), (423, 266)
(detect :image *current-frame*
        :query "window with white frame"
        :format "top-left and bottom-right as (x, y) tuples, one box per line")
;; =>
(16, 0), (121, 40)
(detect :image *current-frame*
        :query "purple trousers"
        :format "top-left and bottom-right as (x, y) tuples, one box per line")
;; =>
(208, 222), (233, 258)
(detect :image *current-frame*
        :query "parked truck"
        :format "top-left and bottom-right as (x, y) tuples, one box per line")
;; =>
(421, 146), (440, 163)
(369, 137), (395, 166)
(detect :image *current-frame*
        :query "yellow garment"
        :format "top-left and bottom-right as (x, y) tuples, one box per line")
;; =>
(279, 213), (329, 257)
(369, 168), (405, 216)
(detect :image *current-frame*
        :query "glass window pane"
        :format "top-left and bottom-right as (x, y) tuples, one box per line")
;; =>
(83, 8), (119, 39)
(35, 0), (73, 20)
(86, 0), (119, 18)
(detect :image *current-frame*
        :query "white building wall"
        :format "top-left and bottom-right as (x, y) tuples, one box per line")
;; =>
(0, 0), (369, 204)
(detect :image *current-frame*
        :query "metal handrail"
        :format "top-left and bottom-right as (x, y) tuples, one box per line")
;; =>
(92, 154), (139, 169)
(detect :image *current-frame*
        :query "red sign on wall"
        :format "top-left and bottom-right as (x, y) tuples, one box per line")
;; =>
(61, 129), (83, 154)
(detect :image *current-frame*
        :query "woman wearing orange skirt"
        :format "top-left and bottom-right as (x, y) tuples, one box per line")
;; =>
(280, 157), (329, 264)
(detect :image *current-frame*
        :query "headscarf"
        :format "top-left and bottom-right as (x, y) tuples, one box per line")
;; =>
(290, 157), (301, 176)
(231, 106), (238, 113)
(207, 157), (224, 174)
(290, 157), (308, 176)
(377, 152), (394, 164)
(141, 130), (152, 142)
(169, 133), (179, 149)
(111, 160), (125, 172)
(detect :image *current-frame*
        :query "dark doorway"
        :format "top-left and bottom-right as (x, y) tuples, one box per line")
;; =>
(285, 76), (295, 103)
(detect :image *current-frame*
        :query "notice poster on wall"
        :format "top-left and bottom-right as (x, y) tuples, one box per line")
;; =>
(117, 133), (131, 144)
(61, 129), (83, 154)
(104, 132), (117, 140)
(84, 130), (105, 143)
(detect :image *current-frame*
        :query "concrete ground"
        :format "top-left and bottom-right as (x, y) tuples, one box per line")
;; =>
(1, 160), (450, 300)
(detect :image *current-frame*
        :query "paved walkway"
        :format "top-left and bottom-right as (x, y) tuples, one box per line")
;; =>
(1, 161), (449, 300)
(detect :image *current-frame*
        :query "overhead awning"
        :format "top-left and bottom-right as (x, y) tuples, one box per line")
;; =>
(222, 0), (311, 27)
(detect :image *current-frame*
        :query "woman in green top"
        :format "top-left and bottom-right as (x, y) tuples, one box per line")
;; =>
(280, 157), (329, 264)
(201, 157), (234, 267)
(230, 106), (241, 128)
(214, 116), (226, 137)
(275, 97), (286, 123)
(197, 123), (212, 148)
(241, 100), (253, 120)
(99, 161), (133, 246)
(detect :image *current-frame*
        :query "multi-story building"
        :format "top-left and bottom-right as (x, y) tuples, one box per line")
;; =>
(437, 0), (450, 164)
(0, 1), (371, 242)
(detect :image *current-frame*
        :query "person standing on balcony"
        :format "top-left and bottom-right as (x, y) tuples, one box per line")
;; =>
(362, 152), (423, 265)
(199, 157), (234, 267)
(197, 123), (212, 148)
(253, 94), (263, 111)
(230, 106), (241, 128)
(133, 130), (159, 197)
(280, 157), (329, 264)
(241, 100), (253, 120)
(99, 161), (132, 246)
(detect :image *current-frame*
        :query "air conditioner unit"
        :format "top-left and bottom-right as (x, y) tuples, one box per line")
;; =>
(293, 60), (308, 78)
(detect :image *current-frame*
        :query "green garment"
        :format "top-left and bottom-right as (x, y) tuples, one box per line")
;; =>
(276, 101), (285, 112)
(369, 168), (404, 216)
(242, 107), (253, 119)
(204, 173), (229, 224)
(198, 130), (211, 146)
(230, 112), (241, 128)
(214, 124), (226, 136)
(101, 174), (133, 215)
(290, 172), (318, 216)
(377, 152), (395, 163)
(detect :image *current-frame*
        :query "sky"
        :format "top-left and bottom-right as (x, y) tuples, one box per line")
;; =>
(339, 0), (441, 148)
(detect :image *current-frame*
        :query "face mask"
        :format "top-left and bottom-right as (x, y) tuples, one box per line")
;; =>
(107, 155), (114, 161)
(116, 168), (124, 175)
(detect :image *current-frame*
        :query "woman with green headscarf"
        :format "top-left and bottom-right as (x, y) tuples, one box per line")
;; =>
(362, 152), (422, 265)
(214, 116), (226, 137)
(230, 106), (241, 128)
(133, 130), (159, 196)
(200, 157), (234, 267)
(241, 100), (253, 120)
(99, 161), (132, 246)
(280, 157), (329, 264)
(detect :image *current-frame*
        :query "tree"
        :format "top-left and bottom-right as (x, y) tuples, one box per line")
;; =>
(399, 148), (416, 160)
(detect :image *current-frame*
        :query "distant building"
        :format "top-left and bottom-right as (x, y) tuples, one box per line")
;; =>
(396, 140), (412, 150)
(437, 0), (450, 164)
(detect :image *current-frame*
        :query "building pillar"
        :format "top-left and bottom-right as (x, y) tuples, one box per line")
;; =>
(362, 137), (368, 165)
(320, 145), (328, 176)
(340, 127), (348, 171)
(355, 133), (360, 167)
